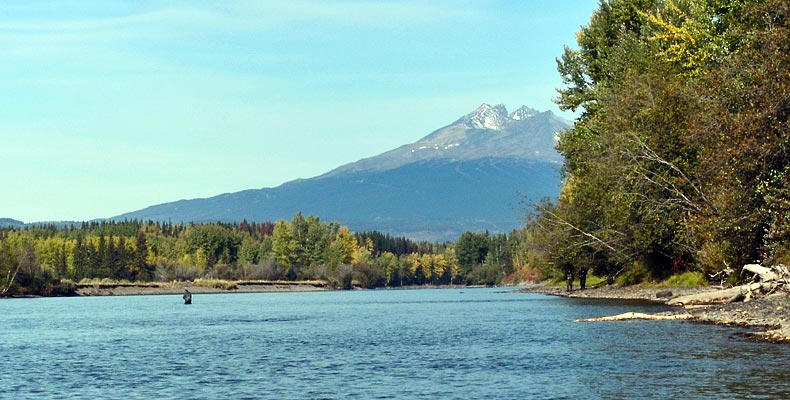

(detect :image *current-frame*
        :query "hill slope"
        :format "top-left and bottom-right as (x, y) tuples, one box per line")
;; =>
(0, 218), (25, 228)
(114, 104), (571, 240)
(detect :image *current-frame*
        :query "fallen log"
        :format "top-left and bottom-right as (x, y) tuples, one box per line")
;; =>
(742, 264), (779, 282)
(576, 312), (695, 322)
(667, 282), (770, 306)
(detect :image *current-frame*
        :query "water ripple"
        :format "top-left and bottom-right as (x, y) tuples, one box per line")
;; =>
(1, 289), (789, 399)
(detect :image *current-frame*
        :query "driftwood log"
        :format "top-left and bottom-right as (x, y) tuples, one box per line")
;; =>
(576, 312), (694, 322)
(668, 264), (789, 306)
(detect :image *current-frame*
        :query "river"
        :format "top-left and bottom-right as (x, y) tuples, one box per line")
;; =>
(2, 288), (789, 399)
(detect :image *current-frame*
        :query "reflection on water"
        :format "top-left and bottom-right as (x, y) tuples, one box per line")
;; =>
(2, 289), (788, 399)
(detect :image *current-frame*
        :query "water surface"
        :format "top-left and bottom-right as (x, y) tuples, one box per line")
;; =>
(2, 288), (788, 399)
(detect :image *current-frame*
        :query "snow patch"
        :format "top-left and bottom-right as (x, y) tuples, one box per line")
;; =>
(464, 103), (509, 130)
(510, 105), (538, 120)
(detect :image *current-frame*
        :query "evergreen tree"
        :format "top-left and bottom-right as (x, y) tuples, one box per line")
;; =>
(134, 231), (153, 281)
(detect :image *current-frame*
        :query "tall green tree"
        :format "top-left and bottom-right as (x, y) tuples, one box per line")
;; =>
(133, 231), (153, 281)
(542, 0), (789, 282)
(272, 220), (297, 273)
(72, 234), (87, 280)
(456, 232), (490, 272)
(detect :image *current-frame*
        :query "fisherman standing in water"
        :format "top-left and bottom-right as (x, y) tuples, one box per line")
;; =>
(183, 289), (192, 305)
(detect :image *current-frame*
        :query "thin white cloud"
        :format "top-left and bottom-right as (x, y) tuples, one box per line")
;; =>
(0, 7), (220, 32)
(0, 0), (479, 41)
(0, 6), (254, 66)
(0, 1), (484, 76)
(225, 0), (483, 28)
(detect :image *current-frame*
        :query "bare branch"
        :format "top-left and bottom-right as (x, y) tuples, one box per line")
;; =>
(622, 132), (716, 214)
(537, 205), (625, 256)
(1, 262), (21, 296)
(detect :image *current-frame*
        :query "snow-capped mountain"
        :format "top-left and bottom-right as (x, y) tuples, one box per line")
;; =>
(323, 103), (568, 177)
(509, 105), (539, 121)
(113, 104), (572, 240)
(463, 103), (510, 129)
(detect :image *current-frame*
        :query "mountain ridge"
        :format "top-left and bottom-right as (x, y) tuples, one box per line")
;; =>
(322, 103), (567, 178)
(0, 218), (25, 228)
(111, 104), (572, 240)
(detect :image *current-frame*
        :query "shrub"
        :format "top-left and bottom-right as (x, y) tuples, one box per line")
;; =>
(354, 261), (385, 289)
(194, 279), (237, 290)
(333, 264), (354, 289)
(516, 267), (542, 283)
(257, 259), (286, 281)
(615, 262), (650, 286)
(662, 271), (708, 287)
(154, 261), (200, 282)
(466, 264), (500, 286)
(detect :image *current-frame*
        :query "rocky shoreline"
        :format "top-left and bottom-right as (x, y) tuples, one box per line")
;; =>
(520, 283), (790, 343)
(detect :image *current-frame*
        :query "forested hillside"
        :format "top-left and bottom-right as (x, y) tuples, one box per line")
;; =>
(113, 158), (561, 241)
(0, 217), (530, 296)
(530, 0), (788, 283)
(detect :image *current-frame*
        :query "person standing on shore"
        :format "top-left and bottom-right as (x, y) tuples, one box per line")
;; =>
(565, 267), (574, 292)
(579, 268), (588, 291)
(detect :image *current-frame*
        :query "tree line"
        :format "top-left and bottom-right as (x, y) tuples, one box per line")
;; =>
(527, 0), (788, 284)
(0, 216), (531, 296)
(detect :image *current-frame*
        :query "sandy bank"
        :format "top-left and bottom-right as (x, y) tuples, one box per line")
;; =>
(521, 283), (790, 343)
(75, 280), (329, 296)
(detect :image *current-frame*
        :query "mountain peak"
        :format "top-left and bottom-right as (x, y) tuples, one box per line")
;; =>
(510, 105), (539, 120)
(462, 103), (509, 130)
(322, 102), (572, 178)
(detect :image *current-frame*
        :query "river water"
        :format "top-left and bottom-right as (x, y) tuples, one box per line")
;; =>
(2, 288), (789, 399)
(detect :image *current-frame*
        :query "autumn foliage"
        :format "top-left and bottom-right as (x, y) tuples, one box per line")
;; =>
(533, 0), (789, 283)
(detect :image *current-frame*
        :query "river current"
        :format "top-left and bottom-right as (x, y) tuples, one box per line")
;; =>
(2, 288), (789, 399)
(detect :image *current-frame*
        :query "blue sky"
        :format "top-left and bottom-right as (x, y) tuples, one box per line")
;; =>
(2, 0), (598, 222)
